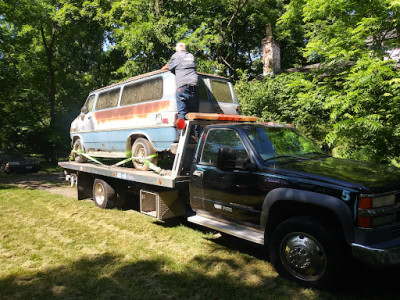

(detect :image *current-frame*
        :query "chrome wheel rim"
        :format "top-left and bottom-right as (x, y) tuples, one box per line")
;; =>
(73, 141), (82, 160)
(280, 232), (327, 281)
(94, 183), (105, 206)
(133, 143), (146, 166)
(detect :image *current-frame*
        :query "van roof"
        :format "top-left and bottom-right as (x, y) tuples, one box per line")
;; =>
(92, 70), (230, 93)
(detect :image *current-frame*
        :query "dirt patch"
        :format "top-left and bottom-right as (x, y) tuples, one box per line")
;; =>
(0, 172), (77, 198)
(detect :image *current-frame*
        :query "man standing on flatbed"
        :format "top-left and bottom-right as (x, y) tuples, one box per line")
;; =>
(161, 43), (199, 138)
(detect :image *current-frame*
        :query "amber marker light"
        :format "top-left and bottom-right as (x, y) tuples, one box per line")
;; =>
(357, 197), (372, 228)
(358, 197), (372, 209)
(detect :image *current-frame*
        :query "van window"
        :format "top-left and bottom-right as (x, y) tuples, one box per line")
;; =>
(86, 95), (95, 112)
(96, 88), (120, 110)
(198, 79), (208, 101)
(121, 77), (163, 106)
(210, 80), (233, 103)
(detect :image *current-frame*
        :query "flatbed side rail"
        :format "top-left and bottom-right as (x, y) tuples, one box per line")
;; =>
(59, 161), (188, 188)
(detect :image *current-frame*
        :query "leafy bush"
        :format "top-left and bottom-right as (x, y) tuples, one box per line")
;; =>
(235, 57), (400, 166)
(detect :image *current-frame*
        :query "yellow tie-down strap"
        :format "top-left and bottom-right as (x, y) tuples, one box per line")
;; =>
(70, 151), (164, 175)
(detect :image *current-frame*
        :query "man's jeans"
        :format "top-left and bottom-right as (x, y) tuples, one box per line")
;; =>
(177, 85), (199, 119)
(177, 85), (200, 138)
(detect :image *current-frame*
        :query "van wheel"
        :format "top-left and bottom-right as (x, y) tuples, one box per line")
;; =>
(71, 139), (87, 163)
(93, 179), (116, 209)
(131, 138), (158, 171)
(269, 216), (346, 289)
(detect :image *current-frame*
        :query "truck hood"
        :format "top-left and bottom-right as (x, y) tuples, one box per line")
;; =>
(267, 156), (400, 193)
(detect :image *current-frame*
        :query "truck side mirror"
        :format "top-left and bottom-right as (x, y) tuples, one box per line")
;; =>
(217, 147), (236, 171)
(81, 106), (88, 114)
(244, 159), (257, 172)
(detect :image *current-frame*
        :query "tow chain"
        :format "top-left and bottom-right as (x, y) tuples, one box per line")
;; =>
(70, 150), (164, 175)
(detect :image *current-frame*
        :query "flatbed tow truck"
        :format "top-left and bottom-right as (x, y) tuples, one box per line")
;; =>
(59, 113), (400, 289)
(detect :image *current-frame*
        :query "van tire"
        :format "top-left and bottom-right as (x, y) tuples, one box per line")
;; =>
(71, 139), (87, 163)
(131, 138), (158, 171)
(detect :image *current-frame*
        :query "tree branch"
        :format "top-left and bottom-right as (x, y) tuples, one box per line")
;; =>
(227, 0), (248, 29)
(219, 55), (235, 72)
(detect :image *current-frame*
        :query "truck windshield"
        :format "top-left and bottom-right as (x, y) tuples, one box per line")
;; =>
(244, 126), (324, 162)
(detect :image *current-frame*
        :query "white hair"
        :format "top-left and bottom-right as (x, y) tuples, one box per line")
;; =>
(176, 42), (186, 52)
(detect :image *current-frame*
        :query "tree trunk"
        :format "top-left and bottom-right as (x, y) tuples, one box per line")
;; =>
(40, 23), (58, 164)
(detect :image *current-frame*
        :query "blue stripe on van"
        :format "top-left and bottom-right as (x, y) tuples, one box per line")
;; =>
(72, 126), (177, 153)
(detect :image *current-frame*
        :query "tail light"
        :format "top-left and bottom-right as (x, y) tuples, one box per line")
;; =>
(176, 118), (186, 130)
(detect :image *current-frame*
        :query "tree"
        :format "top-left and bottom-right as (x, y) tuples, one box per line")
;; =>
(99, 0), (285, 79)
(0, 0), (125, 161)
(236, 0), (400, 165)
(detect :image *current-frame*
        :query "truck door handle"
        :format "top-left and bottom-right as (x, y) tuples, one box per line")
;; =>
(193, 170), (203, 178)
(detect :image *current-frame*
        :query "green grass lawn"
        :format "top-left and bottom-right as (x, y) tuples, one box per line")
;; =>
(1, 184), (399, 299)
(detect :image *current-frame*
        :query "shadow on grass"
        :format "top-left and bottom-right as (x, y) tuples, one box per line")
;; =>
(0, 171), (67, 189)
(0, 253), (291, 300)
(1, 251), (400, 299)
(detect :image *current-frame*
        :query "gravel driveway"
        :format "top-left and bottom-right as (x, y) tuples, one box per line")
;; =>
(0, 171), (77, 198)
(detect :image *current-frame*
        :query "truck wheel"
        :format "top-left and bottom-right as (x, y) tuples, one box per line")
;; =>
(131, 138), (158, 171)
(93, 179), (116, 209)
(269, 216), (346, 289)
(71, 139), (87, 163)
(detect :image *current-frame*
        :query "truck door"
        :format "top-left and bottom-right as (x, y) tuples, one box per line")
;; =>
(190, 128), (264, 225)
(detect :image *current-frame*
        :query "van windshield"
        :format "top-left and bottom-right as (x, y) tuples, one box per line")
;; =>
(210, 80), (233, 103)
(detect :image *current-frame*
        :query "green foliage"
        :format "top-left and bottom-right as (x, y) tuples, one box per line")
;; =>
(235, 71), (330, 141)
(235, 0), (400, 165)
(236, 58), (400, 165)
(98, 0), (284, 79)
(0, 0), (125, 159)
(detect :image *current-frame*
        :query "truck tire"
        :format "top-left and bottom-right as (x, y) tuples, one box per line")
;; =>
(269, 216), (346, 289)
(131, 138), (158, 171)
(71, 138), (87, 163)
(92, 179), (116, 209)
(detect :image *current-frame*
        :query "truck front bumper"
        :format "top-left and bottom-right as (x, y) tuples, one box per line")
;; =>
(352, 238), (400, 268)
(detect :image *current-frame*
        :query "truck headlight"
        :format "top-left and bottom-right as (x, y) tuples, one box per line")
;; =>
(357, 194), (398, 228)
(372, 195), (396, 208)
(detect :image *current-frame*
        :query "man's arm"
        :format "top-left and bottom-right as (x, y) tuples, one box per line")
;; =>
(161, 63), (169, 71)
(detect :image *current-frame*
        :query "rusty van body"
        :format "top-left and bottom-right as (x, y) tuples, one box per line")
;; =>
(69, 70), (240, 163)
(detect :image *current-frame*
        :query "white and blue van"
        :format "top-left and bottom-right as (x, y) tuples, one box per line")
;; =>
(70, 70), (240, 170)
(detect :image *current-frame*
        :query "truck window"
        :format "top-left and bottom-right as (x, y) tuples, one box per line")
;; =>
(96, 88), (120, 110)
(120, 77), (163, 106)
(200, 129), (249, 168)
(210, 80), (233, 103)
(86, 95), (95, 112)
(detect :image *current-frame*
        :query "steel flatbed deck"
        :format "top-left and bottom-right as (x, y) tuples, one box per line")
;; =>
(59, 161), (189, 188)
